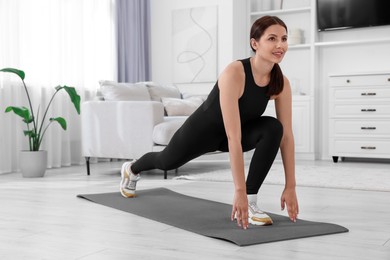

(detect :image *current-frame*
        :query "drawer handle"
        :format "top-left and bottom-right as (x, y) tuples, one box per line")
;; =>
(361, 146), (376, 150)
(361, 108), (376, 112)
(361, 126), (376, 130)
(346, 79), (350, 83)
(361, 92), (376, 96)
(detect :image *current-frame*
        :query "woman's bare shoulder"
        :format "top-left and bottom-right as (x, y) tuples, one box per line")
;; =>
(218, 60), (245, 97)
(223, 60), (244, 74)
(219, 60), (245, 84)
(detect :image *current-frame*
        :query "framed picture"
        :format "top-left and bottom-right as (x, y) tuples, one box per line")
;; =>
(172, 6), (218, 83)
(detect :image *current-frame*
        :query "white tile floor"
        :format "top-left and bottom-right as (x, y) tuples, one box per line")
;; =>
(0, 160), (389, 260)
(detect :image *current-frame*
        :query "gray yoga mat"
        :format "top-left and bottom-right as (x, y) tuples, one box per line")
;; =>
(77, 188), (348, 246)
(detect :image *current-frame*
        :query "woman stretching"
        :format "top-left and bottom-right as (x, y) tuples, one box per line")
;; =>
(119, 16), (299, 229)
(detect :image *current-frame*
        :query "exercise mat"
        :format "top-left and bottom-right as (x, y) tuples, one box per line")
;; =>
(77, 188), (348, 246)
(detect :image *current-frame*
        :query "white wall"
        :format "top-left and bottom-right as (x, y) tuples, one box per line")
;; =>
(150, 0), (247, 95)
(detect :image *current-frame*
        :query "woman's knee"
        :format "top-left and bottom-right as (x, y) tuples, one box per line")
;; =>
(262, 116), (283, 141)
(241, 117), (283, 151)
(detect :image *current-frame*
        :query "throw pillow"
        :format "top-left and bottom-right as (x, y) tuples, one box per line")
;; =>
(99, 80), (151, 101)
(161, 97), (204, 116)
(138, 81), (181, 101)
(181, 92), (209, 102)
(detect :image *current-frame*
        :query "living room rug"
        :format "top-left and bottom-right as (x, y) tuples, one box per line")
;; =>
(77, 188), (349, 246)
(173, 162), (390, 192)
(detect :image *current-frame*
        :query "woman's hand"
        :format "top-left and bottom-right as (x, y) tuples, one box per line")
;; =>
(231, 190), (249, 229)
(281, 187), (299, 222)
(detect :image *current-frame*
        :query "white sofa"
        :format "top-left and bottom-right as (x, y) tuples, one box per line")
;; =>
(81, 81), (206, 178)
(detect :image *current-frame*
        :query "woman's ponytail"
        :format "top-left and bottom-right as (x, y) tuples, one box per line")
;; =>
(268, 63), (284, 97)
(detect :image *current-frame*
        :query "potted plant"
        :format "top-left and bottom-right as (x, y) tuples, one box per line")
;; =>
(1, 68), (80, 177)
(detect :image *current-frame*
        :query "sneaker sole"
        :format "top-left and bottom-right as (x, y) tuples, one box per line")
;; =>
(120, 188), (137, 198)
(249, 217), (273, 226)
(234, 214), (273, 226)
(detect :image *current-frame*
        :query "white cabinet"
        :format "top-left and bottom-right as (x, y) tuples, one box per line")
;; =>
(292, 99), (311, 153)
(328, 72), (390, 162)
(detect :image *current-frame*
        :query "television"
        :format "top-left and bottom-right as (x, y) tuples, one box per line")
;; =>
(317, 0), (390, 31)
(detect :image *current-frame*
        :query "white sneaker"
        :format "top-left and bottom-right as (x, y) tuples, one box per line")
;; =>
(248, 201), (273, 226)
(120, 161), (141, 198)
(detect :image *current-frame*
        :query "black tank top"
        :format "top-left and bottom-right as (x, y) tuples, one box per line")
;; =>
(198, 57), (270, 130)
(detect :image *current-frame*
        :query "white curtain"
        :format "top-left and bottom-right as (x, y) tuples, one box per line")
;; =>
(0, 0), (117, 173)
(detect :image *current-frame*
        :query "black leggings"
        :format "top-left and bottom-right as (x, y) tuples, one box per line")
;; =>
(131, 116), (283, 194)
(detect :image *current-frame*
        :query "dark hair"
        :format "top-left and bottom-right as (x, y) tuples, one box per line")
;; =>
(250, 16), (287, 97)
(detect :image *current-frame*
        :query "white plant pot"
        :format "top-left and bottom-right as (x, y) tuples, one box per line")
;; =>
(20, 150), (48, 178)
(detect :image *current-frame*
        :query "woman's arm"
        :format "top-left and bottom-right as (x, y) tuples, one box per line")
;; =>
(274, 76), (299, 222)
(218, 61), (248, 229)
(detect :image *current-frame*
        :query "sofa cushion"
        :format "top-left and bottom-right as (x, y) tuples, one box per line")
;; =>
(138, 81), (181, 101)
(152, 117), (187, 145)
(181, 92), (209, 102)
(99, 80), (151, 101)
(161, 96), (203, 116)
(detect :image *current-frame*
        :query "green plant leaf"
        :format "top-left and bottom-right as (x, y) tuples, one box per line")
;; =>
(50, 117), (67, 130)
(5, 106), (30, 121)
(23, 130), (37, 144)
(0, 68), (25, 80)
(23, 117), (34, 124)
(62, 86), (81, 114)
(23, 130), (35, 137)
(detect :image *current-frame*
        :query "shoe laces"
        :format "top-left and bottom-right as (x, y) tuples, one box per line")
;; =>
(249, 201), (263, 214)
(127, 174), (140, 190)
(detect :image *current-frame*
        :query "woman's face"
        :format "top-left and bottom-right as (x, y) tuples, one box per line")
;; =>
(251, 24), (288, 64)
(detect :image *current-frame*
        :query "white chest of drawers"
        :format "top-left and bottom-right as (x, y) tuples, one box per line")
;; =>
(328, 72), (390, 162)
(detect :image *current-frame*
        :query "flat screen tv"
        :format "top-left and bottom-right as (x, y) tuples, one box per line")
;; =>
(317, 0), (390, 31)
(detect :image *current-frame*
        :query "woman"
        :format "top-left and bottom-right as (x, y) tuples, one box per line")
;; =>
(120, 16), (299, 229)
